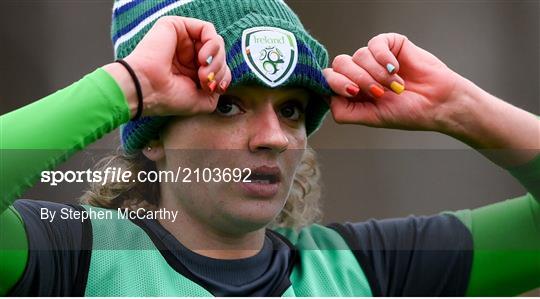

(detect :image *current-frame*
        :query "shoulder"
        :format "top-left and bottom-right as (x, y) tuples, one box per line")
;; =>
(11, 199), (94, 251)
(13, 199), (76, 214)
(328, 213), (473, 296)
(333, 213), (472, 251)
(8, 200), (91, 296)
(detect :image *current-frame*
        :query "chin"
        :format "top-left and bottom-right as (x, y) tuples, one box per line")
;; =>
(218, 199), (285, 233)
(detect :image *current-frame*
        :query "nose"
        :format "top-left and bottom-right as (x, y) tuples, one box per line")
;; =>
(248, 105), (289, 153)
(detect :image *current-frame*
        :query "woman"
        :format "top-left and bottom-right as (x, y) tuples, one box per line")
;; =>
(1, 0), (539, 296)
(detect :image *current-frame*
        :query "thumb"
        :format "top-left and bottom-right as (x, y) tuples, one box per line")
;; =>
(330, 95), (381, 126)
(158, 75), (219, 116)
(190, 91), (220, 115)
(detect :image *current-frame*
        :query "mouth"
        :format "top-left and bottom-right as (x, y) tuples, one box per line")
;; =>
(238, 165), (282, 198)
(247, 166), (281, 184)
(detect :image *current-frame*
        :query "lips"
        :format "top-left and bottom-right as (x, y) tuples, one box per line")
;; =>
(247, 166), (281, 184)
(238, 165), (281, 198)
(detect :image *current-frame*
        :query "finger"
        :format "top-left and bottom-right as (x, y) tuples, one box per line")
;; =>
(323, 68), (360, 97)
(197, 36), (223, 67)
(219, 65), (232, 93)
(330, 95), (380, 126)
(197, 41), (225, 92)
(181, 17), (219, 43)
(331, 54), (386, 99)
(197, 56), (226, 93)
(195, 40), (204, 56)
(352, 47), (405, 95)
(168, 16), (225, 94)
(160, 17), (196, 66)
(174, 63), (198, 82)
(367, 33), (408, 75)
(199, 62), (227, 94)
(212, 62), (231, 94)
(160, 16), (219, 68)
(198, 36), (228, 93)
(135, 17), (194, 66)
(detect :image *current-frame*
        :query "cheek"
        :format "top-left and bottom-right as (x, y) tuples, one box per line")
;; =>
(288, 127), (307, 149)
(287, 132), (307, 163)
(166, 123), (249, 150)
(281, 149), (306, 188)
(282, 134), (307, 184)
(162, 116), (232, 149)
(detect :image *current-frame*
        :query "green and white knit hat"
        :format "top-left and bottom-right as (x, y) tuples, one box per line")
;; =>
(114, 0), (331, 153)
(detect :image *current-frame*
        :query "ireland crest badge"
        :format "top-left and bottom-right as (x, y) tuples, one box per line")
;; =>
(241, 27), (298, 87)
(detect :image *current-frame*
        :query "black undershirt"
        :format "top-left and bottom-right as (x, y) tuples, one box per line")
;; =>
(136, 217), (292, 296)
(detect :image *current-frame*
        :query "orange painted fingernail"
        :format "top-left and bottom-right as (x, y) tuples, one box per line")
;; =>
(219, 80), (228, 92)
(208, 80), (218, 92)
(345, 84), (359, 97)
(207, 72), (215, 82)
(369, 84), (385, 98)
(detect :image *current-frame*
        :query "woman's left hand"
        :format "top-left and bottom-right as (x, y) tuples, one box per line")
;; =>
(323, 33), (465, 131)
(324, 33), (540, 167)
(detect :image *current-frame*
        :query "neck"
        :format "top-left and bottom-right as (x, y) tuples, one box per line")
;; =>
(158, 198), (266, 260)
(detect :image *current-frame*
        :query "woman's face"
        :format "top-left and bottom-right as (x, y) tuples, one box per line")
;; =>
(155, 85), (309, 235)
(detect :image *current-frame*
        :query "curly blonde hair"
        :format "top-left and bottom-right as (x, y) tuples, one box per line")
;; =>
(81, 146), (323, 229)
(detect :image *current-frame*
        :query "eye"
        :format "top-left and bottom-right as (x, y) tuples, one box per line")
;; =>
(215, 95), (243, 116)
(279, 101), (305, 121)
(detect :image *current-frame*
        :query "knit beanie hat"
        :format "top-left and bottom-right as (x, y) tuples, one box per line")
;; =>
(113, 0), (331, 153)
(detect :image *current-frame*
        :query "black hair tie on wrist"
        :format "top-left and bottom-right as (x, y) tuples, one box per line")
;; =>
(115, 59), (143, 121)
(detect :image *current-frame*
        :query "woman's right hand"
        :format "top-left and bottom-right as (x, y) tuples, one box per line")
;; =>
(104, 16), (231, 118)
